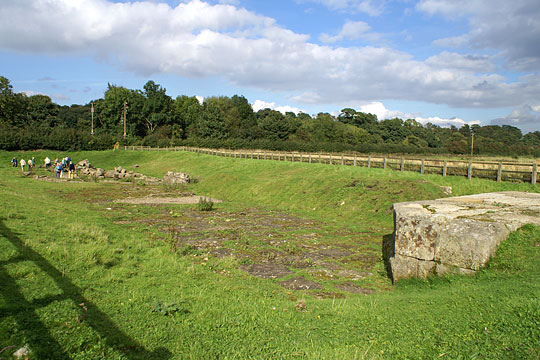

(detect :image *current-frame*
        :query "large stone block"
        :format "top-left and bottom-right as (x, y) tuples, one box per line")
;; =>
(390, 191), (540, 283)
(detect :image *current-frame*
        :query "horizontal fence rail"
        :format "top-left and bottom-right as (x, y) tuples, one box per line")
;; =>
(124, 145), (538, 185)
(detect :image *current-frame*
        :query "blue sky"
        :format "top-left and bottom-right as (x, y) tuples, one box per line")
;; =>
(1, 0), (540, 133)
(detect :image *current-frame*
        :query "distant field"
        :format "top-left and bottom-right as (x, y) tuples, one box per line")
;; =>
(1, 150), (539, 359)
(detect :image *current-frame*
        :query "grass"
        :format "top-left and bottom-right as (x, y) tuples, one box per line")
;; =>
(0, 149), (539, 359)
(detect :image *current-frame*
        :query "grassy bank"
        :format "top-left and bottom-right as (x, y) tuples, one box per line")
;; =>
(1, 150), (539, 359)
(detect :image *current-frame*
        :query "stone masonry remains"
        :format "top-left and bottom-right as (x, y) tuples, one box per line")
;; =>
(389, 191), (540, 283)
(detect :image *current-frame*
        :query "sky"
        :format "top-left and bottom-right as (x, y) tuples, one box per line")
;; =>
(1, 0), (540, 134)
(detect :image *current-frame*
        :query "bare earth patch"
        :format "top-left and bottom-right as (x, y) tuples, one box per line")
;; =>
(68, 182), (387, 296)
(116, 196), (222, 205)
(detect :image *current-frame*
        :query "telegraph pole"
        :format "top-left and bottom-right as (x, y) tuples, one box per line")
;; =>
(470, 131), (474, 157)
(90, 101), (94, 136)
(123, 101), (127, 140)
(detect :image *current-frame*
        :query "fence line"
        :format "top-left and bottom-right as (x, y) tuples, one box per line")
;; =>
(124, 145), (538, 185)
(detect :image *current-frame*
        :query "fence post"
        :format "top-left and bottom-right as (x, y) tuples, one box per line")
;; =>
(400, 158), (405, 171)
(341, 154), (344, 166)
(443, 161), (447, 177)
(383, 157), (387, 169)
(497, 162), (502, 182)
(532, 164), (538, 185)
(467, 162), (473, 180)
(368, 156), (371, 168)
(420, 159), (425, 175)
(309, 154), (312, 163)
(329, 154), (332, 165)
(300, 154), (303, 163)
(354, 155), (357, 167)
(319, 154), (321, 164)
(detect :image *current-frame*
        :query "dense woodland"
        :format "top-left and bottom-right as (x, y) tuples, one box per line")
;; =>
(1, 76), (540, 156)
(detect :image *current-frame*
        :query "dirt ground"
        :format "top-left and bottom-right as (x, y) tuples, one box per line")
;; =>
(62, 182), (387, 296)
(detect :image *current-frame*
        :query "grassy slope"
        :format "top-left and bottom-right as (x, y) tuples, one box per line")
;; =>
(0, 150), (539, 359)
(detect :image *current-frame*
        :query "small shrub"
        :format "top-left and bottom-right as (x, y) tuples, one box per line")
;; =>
(197, 197), (214, 211)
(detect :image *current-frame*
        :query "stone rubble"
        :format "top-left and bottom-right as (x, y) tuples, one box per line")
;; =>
(76, 159), (188, 185)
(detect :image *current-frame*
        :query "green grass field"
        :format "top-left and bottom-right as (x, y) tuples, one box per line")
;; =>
(1, 150), (539, 359)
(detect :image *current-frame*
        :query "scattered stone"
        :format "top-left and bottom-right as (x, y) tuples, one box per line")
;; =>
(239, 263), (293, 279)
(163, 171), (190, 184)
(389, 191), (540, 283)
(337, 269), (372, 280)
(104, 170), (118, 179)
(279, 277), (323, 290)
(335, 282), (376, 294)
(294, 299), (307, 311)
(78, 159), (92, 168)
(440, 186), (452, 195)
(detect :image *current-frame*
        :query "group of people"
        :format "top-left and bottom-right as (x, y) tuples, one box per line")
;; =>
(12, 156), (35, 172)
(11, 155), (76, 179)
(53, 156), (76, 179)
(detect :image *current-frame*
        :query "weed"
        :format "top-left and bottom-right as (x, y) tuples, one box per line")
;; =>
(152, 300), (190, 316)
(197, 197), (214, 211)
(69, 223), (109, 244)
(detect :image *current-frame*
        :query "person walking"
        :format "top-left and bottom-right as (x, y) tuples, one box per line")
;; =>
(11, 157), (17, 167)
(55, 162), (62, 178)
(44, 156), (51, 169)
(20, 158), (26, 172)
(68, 161), (75, 179)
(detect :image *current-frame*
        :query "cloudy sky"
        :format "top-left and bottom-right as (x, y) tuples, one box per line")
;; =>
(1, 0), (540, 133)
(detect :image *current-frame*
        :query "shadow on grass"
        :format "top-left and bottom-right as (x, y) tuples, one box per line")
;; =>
(381, 233), (395, 281)
(0, 219), (171, 359)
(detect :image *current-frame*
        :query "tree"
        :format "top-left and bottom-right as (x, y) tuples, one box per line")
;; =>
(142, 80), (172, 134)
(171, 95), (202, 139)
(256, 109), (290, 141)
(26, 94), (58, 127)
(444, 132), (468, 154)
(0, 76), (27, 127)
(191, 102), (228, 139)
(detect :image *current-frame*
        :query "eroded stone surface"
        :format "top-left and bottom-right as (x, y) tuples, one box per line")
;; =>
(390, 191), (540, 282)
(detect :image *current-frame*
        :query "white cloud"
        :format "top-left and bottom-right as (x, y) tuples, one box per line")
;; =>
(425, 51), (494, 72)
(20, 90), (43, 97)
(299, 0), (385, 16)
(252, 100), (304, 114)
(491, 104), (540, 133)
(415, 116), (477, 128)
(358, 101), (478, 128)
(319, 20), (378, 43)
(417, 0), (540, 71)
(1, 0), (539, 110)
(359, 101), (405, 120)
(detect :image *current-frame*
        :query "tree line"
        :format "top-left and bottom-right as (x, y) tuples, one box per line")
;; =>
(1, 76), (539, 156)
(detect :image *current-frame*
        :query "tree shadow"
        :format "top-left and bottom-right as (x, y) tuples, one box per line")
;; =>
(0, 220), (172, 359)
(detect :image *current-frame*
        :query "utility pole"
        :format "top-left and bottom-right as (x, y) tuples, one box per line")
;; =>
(470, 131), (474, 157)
(90, 101), (94, 136)
(123, 101), (127, 140)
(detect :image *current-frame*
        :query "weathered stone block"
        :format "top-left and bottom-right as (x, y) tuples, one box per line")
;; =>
(163, 171), (190, 184)
(390, 191), (540, 283)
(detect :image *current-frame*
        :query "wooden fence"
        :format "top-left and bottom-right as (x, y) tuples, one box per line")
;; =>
(124, 145), (538, 185)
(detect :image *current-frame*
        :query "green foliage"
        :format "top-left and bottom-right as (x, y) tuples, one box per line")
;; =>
(197, 196), (214, 211)
(1, 75), (540, 157)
